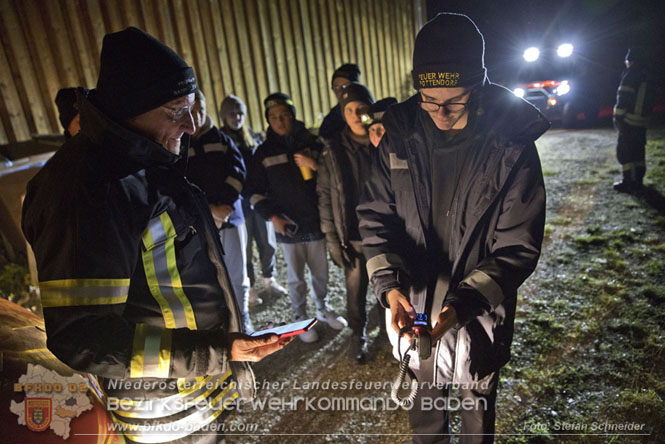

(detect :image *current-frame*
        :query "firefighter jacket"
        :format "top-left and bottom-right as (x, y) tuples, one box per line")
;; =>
(357, 84), (549, 384)
(22, 90), (255, 443)
(614, 63), (652, 129)
(245, 121), (324, 243)
(187, 126), (246, 228)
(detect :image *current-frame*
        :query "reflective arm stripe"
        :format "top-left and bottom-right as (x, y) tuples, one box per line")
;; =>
(250, 194), (267, 207)
(130, 324), (172, 379)
(141, 212), (198, 330)
(39, 279), (130, 307)
(461, 269), (504, 309)
(624, 113), (648, 127)
(622, 161), (646, 171)
(202, 142), (228, 154)
(389, 153), (408, 169)
(225, 176), (243, 194)
(366, 253), (405, 279)
(617, 85), (635, 94)
(613, 107), (626, 116)
(262, 153), (288, 167)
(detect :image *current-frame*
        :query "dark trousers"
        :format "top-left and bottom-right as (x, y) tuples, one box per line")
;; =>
(344, 241), (369, 336)
(617, 126), (647, 184)
(409, 354), (499, 444)
(244, 208), (277, 285)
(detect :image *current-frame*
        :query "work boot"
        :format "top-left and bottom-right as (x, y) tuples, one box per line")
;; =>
(316, 308), (348, 330)
(349, 335), (368, 364)
(248, 287), (263, 307)
(295, 314), (319, 343)
(264, 277), (287, 296)
(613, 180), (638, 193)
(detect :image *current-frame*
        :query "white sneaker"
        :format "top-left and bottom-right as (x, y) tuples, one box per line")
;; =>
(264, 277), (287, 296)
(316, 309), (348, 330)
(249, 287), (263, 307)
(298, 326), (319, 343)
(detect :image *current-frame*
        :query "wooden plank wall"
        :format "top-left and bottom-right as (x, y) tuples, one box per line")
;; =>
(0, 0), (426, 145)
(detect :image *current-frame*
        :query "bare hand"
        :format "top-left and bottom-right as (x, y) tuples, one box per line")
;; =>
(210, 204), (234, 228)
(270, 215), (291, 235)
(386, 289), (416, 340)
(430, 306), (458, 343)
(293, 153), (317, 171)
(228, 332), (292, 362)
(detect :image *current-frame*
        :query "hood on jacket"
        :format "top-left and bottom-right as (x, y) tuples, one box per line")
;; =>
(384, 83), (550, 145)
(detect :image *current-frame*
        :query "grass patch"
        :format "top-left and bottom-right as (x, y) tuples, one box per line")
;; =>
(550, 216), (573, 225)
(542, 169), (559, 176)
(573, 178), (599, 185)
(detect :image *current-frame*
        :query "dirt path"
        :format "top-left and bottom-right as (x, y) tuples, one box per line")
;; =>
(225, 127), (665, 444)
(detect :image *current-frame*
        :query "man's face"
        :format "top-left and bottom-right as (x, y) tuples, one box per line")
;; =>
(343, 101), (370, 137)
(68, 114), (81, 137)
(268, 105), (294, 136)
(368, 123), (385, 148)
(332, 77), (352, 102)
(126, 93), (196, 155)
(225, 107), (245, 131)
(192, 97), (207, 130)
(419, 87), (471, 131)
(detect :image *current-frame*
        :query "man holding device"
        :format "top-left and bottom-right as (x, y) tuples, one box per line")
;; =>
(357, 13), (548, 443)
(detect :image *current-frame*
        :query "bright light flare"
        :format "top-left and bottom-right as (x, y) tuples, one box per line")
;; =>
(523, 47), (540, 62)
(556, 81), (571, 96)
(557, 43), (574, 58)
(513, 88), (525, 98)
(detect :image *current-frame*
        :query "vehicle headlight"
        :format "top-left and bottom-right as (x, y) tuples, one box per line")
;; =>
(548, 97), (558, 107)
(523, 47), (540, 62)
(557, 43), (574, 58)
(513, 88), (525, 98)
(556, 81), (571, 95)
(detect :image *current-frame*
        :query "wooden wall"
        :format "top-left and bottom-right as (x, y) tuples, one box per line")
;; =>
(0, 0), (426, 144)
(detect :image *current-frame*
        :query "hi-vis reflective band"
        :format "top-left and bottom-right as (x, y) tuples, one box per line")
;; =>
(113, 372), (232, 419)
(634, 82), (647, 115)
(250, 194), (267, 207)
(389, 153), (408, 169)
(142, 212), (197, 330)
(111, 378), (238, 443)
(225, 176), (242, 194)
(461, 269), (504, 309)
(262, 153), (288, 168)
(624, 113), (648, 127)
(39, 279), (130, 307)
(366, 253), (405, 279)
(622, 161), (646, 171)
(618, 85), (635, 94)
(130, 324), (172, 378)
(202, 143), (228, 154)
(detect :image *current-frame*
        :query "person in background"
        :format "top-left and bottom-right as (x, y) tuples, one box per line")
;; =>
(357, 13), (548, 443)
(246, 92), (347, 343)
(220, 95), (287, 305)
(187, 90), (253, 333)
(55, 87), (82, 138)
(612, 47), (653, 192)
(364, 97), (398, 149)
(317, 82), (376, 363)
(23, 27), (285, 443)
(318, 63), (361, 141)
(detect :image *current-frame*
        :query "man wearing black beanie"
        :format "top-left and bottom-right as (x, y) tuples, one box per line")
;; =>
(23, 27), (285, 444)
(357, 12), (550, 444)
(318, 63), (361, 141)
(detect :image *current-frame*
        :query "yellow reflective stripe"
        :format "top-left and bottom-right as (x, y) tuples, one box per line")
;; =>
(202, 142), (228, 154)
(141, 227), (177, 328)
(39, 279), (130, 307)
(613, 107), (626, 116)
(624, 113), (648, 127)
(618, 85), (635, 94)
(366, 253), (405, 279)
(634, 82), (647, 115)
(622, 161), (646, 171)
(160, 212), (197, 330)
(461, 269), (504, 309)
(177, 375), (214, 395)
(130, 324), (172, 379)
(225, 176), (243, 193)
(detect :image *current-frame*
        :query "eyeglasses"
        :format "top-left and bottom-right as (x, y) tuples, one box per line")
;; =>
(418, 100), (468, 114)
(161, 104), (193, 122)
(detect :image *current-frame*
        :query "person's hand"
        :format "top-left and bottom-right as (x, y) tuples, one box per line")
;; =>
(430, 306), (458, 343)
(293, 153), (317, 171)
(210, 204), (234, 228)
(327, 241), (345, 268)
(227, 332), (292, 362)
(270, 215), (291, 235)
(386, 289), (416, 340)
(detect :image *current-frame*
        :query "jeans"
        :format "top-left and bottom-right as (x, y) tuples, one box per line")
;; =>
(244, 208), (277, 285)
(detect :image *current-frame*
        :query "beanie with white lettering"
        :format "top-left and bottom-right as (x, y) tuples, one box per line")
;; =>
(412, 12), (487, 90)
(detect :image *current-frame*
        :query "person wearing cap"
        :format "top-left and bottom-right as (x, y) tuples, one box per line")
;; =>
(317, 82), (375, 362)
(318, 63), (361, 141)
(357, 13), (549, 443)
(612, 47), (653, 192)
(220, 94), (288, 304)
(364, 97), (398, 149)
(186, 90), (254, 335)
(22, 27), (286, 443)
(245, 92), (347, 343)
(55, 87), (83, 138)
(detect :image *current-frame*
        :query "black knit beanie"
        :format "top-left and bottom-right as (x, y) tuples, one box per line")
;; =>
(94, 27), (197, 120)
(331, 63), (361, 84)
(339, 83), (375, 115)
(364, 97), (398, 128)
(55, 88), (78, 131)
(412, 13), (487, 90)
(264, 92), (296, 122)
